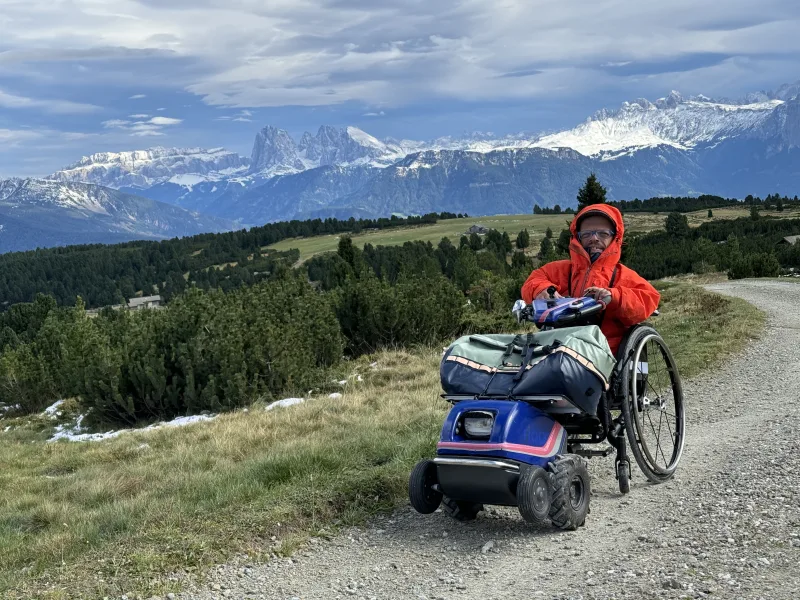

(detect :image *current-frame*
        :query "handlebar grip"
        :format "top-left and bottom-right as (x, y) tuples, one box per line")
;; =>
(546, 285), (557, 299)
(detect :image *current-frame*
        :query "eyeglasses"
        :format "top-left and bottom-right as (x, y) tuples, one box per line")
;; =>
(576, 229), (614, 241)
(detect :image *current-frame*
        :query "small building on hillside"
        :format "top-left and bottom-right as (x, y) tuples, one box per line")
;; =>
(777, 235), (800, 245)
(466, 224), (490, 235)
(127, 295), (163, 310)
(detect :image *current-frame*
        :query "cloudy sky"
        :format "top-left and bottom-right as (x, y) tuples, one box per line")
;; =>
(1, 0), (798, 177)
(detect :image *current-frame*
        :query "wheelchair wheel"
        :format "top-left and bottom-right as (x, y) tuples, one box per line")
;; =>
(619, 326), (685, 483)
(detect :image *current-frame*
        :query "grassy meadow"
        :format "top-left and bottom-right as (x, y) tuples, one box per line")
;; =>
(0, 282), (764, 599)
(266, 205), (800, 261)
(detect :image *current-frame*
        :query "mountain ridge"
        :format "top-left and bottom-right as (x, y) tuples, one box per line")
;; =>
(0, 178), (236, 253)
(40, 79), (800, 223)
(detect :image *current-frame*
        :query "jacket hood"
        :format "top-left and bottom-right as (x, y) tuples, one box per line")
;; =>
(568, 203), (624, 268)
(569, 203), (625, 240)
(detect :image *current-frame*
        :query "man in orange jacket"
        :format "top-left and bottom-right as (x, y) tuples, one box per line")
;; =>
(521, 203), (660, 355)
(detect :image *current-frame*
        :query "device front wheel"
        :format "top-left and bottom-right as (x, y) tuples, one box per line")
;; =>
(548, 454), (591, 530)
(408, 460), (442, 514)
(517, 466), (551, 526)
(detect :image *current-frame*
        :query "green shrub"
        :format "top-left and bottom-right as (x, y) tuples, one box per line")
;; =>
(0, 343), (59, 413)
(335, 273), (463, 354)
(75, 276), (345, 426)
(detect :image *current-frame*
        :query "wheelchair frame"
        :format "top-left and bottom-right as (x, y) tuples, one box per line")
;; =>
(561, 321), (686, 494)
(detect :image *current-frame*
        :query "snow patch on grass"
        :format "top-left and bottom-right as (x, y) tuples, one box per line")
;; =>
(265, 397), (304, 411)
(48, 413), (216, 443)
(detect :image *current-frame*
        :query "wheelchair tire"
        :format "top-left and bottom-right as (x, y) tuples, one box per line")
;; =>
(517, 466), (551, 526)
(618, 325), (686, 483)
(442, 496), (483, 522)
(408, 460), (442, 514)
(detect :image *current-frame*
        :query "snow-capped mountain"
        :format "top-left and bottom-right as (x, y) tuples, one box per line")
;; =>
(0, 178), (235, 253)
(249, 124), (408, 177)
(49, 147), (250, 189)
(528, 92), (785, 159)
(43, 80), (800, 224)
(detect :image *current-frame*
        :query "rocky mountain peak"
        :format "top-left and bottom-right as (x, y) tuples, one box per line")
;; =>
(249, 126), (304, 174)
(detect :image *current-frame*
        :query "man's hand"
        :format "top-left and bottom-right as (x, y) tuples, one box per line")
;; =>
(536, 288), (563, 300)
(584, 286), (612, 307)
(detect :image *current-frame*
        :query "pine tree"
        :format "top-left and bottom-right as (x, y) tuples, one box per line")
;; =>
(469, 232), (483, 251)
(750, 205), (760, 221)
(453, 248), (480, 293)
(516, 229), (530, 249)
(501, 231), (513, 254)
(556, 229), (572, 254)
(576, 173), (607, 211)
(545, 227), (553, 239)
(777, 198), (784, 212)
(707, 209), (713, 218)
(538, 237), (554, 259)
(511, 251), (531, 271)
(665, 212), (690, 238)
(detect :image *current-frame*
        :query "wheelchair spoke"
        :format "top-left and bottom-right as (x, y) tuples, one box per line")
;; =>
(645, 409), (668, 468)
(656, 410), (668, 466)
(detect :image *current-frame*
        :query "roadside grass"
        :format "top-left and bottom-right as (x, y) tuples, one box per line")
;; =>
(0, 283), (764, 599)
(651, 281), (765, 379)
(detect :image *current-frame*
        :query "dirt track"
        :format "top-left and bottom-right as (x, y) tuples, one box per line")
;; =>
(179, 280), (800, 600)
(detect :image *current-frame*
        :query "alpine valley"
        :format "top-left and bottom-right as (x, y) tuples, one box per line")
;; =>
(22, 79), (800, 245)
(0, 179), (236, 254)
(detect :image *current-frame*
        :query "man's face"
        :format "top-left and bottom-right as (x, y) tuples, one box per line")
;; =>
(577, 215), (615, 256)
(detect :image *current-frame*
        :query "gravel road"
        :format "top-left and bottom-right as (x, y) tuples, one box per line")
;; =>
(178, 280), (800, 600)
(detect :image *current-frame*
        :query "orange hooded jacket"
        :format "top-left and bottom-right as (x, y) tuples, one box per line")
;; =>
(521, 204), (660, 355)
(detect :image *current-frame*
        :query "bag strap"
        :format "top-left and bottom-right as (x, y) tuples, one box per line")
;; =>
(512, 333), (535, 383)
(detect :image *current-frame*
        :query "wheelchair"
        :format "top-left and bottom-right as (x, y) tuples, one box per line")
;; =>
(567, 314), (686, 494)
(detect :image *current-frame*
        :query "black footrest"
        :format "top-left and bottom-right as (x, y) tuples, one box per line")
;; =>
(571, 447), (615, 458)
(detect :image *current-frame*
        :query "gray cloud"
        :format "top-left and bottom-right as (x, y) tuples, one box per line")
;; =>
(102, 115), (183, 136)
(0, 127), (94, 149)
(0, 89), (100, 113)
(2, 0), (799, 112)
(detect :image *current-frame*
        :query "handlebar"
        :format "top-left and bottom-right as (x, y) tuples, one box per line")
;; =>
(512, 296), (660, 327)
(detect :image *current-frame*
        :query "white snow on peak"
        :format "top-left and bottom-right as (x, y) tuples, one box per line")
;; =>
(169, 174), (208, 188)
(48, 146), (250, 189)
(530, 95), (784, 158)
(346, 126), (386, 150)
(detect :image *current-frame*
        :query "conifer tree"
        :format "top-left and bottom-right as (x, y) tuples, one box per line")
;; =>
(539, 237), (554, 259)
(577, 173), (607, 210)
(665, 212), (690, 237)
(516, 229), (530, 249)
